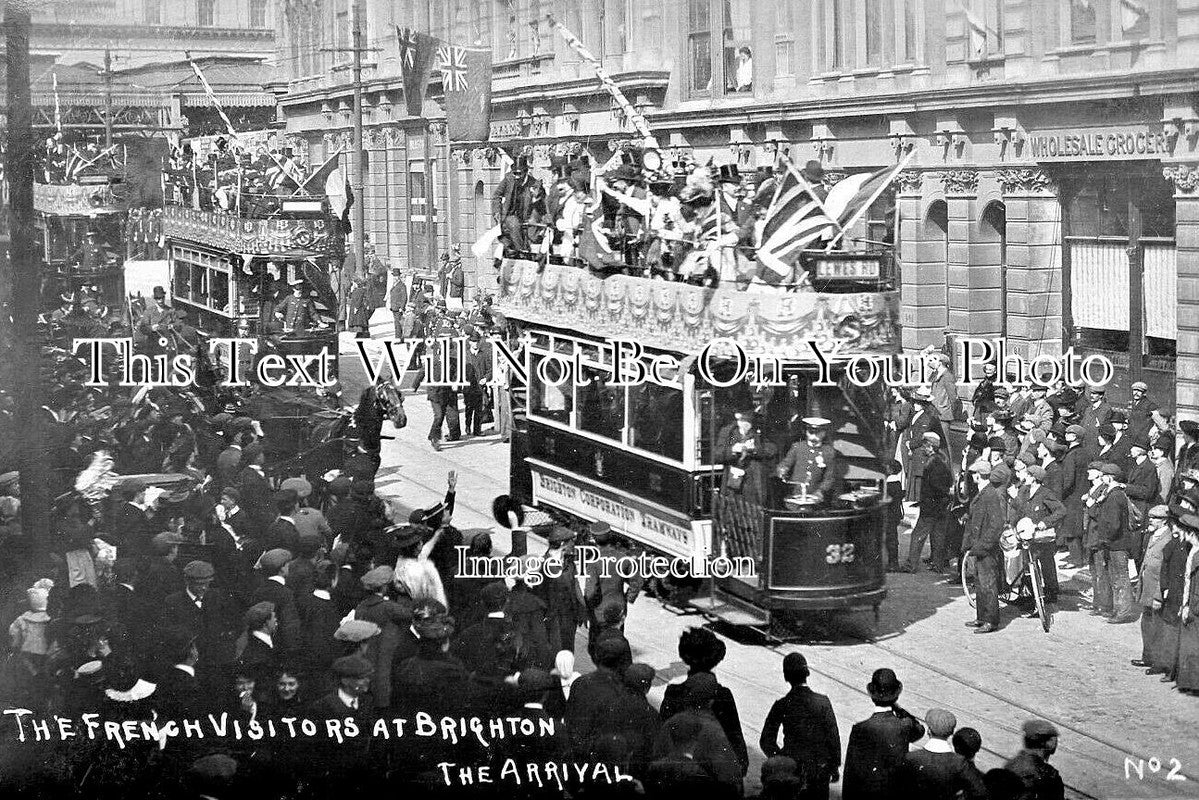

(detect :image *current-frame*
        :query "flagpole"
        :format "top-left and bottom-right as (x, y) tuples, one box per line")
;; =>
(823, 149), (916, 252)
(351, 0), (365, 269)
(784, 157), (845, 235)
(547, 15), (659, 150)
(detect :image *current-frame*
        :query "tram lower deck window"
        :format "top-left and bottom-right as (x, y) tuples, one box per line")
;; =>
(530, 366), (572, 423)
(578, 371), (624, 442)
(629, 383), (684, 461)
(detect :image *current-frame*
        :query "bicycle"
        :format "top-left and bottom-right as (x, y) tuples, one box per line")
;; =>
(961, 519), (1054, 633)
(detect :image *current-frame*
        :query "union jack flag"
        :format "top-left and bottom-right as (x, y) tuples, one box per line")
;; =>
(397, 27), (417, 69)
(438, 45), (469, 92)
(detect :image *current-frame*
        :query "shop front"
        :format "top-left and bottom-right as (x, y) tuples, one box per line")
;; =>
(1027, 121), (1180, 411)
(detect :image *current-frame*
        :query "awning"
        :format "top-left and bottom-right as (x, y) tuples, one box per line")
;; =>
(1069, 239), (1177, 339)
(182, 92), (277, 108)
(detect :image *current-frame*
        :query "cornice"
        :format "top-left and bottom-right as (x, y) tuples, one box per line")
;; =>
(648, 67), (1199, 128)
(31, 23), (274, 42)
(279, 69), (671, 111)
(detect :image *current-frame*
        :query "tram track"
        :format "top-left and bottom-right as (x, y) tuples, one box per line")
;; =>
(367, 412), (1191, 799)
(628, 617), (1105, 800)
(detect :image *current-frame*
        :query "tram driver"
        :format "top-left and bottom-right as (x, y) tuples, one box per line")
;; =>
(70, 229), (114, 272)
(776, 417), (841, 504)
(276, 275), (319, 333)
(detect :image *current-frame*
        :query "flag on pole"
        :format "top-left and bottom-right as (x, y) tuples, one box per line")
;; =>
(186, 54), (240, 140)
(1118, 0), (1148, 34)
(441, 45), (492, 142)
(959, 1), (989, 56)
(757, 153), (914, 274)
(397, 26), (438, 117)
(757, 172), (838, 278)
(297, 151), (342, 195)
(823, 150), (917, 251)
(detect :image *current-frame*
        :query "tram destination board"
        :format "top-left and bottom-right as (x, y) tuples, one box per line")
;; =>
(804, 251), (883, 280)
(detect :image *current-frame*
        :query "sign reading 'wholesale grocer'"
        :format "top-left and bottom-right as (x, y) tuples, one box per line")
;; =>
(1028, 126), (1170, 161)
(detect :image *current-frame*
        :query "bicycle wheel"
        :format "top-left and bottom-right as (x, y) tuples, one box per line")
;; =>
(961, 553), (977, 608)
(1028, 553), (1053, 633)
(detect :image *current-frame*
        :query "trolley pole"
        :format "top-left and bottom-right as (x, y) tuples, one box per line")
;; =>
(351, 2), (365, 267)
(4, 1), (52, 558)
(103, 47), (114, 149)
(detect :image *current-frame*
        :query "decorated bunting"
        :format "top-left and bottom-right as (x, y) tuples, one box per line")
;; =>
(548, 15), (659, 150)
(494, 260), (900, 360)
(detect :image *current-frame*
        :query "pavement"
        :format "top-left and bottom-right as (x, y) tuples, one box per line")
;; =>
(339, 316), (1199, 800)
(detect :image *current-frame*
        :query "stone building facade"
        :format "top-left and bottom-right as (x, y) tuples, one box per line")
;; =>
(275, 0), (1199, 414)
(30, 0), (275, 69)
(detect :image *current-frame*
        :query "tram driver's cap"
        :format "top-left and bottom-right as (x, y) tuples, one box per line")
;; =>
(803, 417), (831, 429)
(1022, 720), (1059, 747)
(922, 432), (941, 447)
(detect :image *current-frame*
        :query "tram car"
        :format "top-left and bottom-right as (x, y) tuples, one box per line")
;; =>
(497, 254), (901, 632)
(34, 173), (128, 327)
(160, 194), (344, 373)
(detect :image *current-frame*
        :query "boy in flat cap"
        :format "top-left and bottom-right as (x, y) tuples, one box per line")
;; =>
(160, 561), (240, 693)
(251, 549), (302, 654)
(1004, 721), (1063, 800)
(1060, 425), (1092, 567)
(896, 709), (987, 800)
(1007, 462), (1065, 606)
(1085, 464), (1135, 622)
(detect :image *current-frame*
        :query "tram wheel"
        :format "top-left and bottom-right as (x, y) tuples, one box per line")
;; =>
(960, 553), (977, 609)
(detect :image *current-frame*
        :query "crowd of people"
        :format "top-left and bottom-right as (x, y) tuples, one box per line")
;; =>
(487, 150), (860, 290)
(1, 320), (1075, 800)
(883, 348), (1199, 694)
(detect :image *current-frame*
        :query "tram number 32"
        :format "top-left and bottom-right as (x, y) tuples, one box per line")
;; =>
(825, 544), (856, 564)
